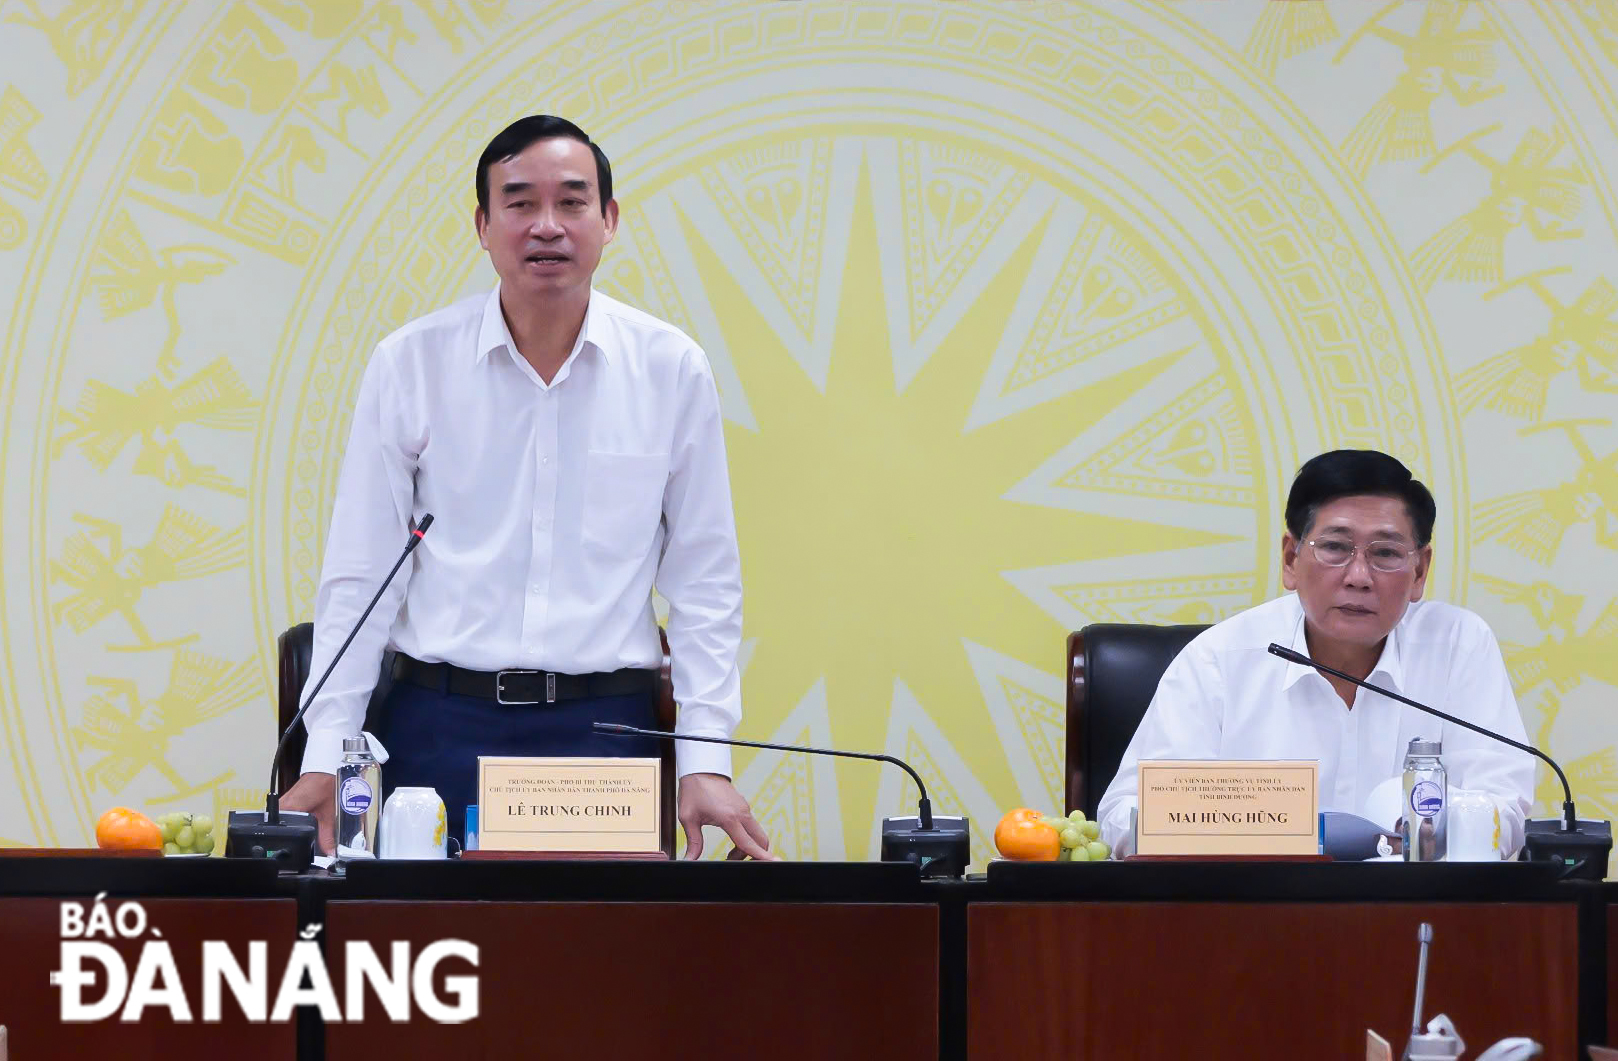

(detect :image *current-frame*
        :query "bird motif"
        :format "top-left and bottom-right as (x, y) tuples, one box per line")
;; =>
(1242, 0), (1338, 78)
(1334, 0), (1502, 177)
(1410, 126), (1585, 292)
(88, 210), (234, 377)
(53, 357), (257, 494)
(73, 651), (257, 798)
(1473, 420), (1616, 565)
(1456, 270), (1618, 421)
(50, 507), (246, 652)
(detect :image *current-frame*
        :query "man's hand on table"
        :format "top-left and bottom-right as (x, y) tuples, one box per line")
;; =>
(279, 771), (336, 855)
(678, 772), (778, 861)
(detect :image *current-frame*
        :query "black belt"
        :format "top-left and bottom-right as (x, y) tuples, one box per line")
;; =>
(393, 655), (658, 705)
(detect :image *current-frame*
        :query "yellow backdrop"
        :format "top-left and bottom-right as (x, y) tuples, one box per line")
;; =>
(2, 0), (1615, 869)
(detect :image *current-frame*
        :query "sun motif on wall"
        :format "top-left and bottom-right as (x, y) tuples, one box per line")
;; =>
(599, 135), (1251, 859)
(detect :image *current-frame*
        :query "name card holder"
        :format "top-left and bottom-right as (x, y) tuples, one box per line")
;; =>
(473, 756), (669, 860)
(461, 850), (668, 861)
(1130, 759), (1322, 859)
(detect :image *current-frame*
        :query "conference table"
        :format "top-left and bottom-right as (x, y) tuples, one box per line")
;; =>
(0, 854), (1607, 1059)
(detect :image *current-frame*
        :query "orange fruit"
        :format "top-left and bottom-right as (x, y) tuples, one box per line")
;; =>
(994, 807), (1061, 861)
(95, 807), (162, 851)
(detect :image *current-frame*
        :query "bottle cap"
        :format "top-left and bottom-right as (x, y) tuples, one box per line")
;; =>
(1407, 737), (1442, 756)
(342, 735), (369, 753)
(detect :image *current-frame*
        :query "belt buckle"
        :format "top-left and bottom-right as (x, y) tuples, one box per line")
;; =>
(495, 670), (555, 705)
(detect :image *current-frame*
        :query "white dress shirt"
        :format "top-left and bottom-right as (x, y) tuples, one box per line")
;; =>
(298, 284), (743, 780)
(1096, 594), (1535, 857)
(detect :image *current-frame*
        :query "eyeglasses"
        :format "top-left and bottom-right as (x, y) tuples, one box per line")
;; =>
(1304, 538), (1415, 573)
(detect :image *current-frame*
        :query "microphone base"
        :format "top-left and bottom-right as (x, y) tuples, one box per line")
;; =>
(1521, 817), (1611, 879)
(224, 810), (318, 870)
(881, 814), (970, 878)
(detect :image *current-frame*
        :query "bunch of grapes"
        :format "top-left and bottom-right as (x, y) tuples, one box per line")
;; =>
(1042, 809), (1110, 862)
(156, 812), (215, 855)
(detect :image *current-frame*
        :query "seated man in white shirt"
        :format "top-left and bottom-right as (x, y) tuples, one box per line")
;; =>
(1097, 449), (1535, 858)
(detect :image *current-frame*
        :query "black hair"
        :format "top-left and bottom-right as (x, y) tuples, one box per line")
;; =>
(1284, 450), (1437, 546)
(475, 115), (613, 216)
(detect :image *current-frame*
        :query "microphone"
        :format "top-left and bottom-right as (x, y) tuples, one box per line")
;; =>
(593, 722), (971, 877)
(226, 514), (435, 868)
(1403, 922), (1434, 1061)
(1267, 641), (1611, 877)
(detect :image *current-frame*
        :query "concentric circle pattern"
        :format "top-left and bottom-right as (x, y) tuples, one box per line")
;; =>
(1, 2), (1614, 865)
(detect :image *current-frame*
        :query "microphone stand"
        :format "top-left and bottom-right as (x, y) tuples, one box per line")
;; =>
(1401, 922), (1433, 1061)
(226, 515), (434, 867)
(596, 722), (935, 829)
(1268, 642), (1611, 877)
(594, 722), (970, 876)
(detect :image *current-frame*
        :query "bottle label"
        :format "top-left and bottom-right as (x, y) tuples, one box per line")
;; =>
(340, 776), (373, 816)
(1410, 780), (1444, 819)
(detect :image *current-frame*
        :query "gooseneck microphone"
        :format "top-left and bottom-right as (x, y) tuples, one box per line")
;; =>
(1404, 922), (1434, 1061)
(595, 721), (935, 828)
(1267, 641), (1612, 877)
(593, 721), (970, 876)
(226, 514), (434, 867)
(1267, 641), (1571, 828)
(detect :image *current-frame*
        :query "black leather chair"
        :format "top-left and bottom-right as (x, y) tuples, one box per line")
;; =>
(1064, 622), (1209, 818)
(275, 624), (680, 858)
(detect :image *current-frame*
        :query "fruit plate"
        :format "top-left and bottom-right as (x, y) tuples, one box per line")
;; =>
(163, 852), (211, 858)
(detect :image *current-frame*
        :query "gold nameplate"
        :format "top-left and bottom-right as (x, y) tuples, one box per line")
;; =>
(477, 756), (661, 853)
(1135, 759), (1319, 856)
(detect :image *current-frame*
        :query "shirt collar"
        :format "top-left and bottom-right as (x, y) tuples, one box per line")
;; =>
(1278, 593), (1407, 694)
(475, 283), (606, 367)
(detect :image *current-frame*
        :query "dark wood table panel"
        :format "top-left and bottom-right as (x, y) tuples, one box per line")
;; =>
(1609, 903), (1618, 1046)
(1, 897), (298, 1059)
(969, 902), (1577, 1060)
(325, 900), (938, 1060)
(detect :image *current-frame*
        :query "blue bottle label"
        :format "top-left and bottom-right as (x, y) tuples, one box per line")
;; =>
(340, 776), (373, 815)
(1410, 780), (1443, 819)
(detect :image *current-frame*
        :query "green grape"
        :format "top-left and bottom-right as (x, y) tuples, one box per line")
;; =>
(159, 819), (178, 843)
(1059, 827), (1082, 849)
(1080, 820), (1100, 841)
(191, 814), (213, 836)
(1086, 841), (1110, 861)
(163, 842), (180, 855)
(1068, 844), (1091, 861)
(194, 834), (215, 855)
(175, 825), (195, 849)
(1067, 808), (1087, 825)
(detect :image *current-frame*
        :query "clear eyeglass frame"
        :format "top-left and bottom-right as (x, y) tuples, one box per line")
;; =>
(1303, 537), (1414, 573)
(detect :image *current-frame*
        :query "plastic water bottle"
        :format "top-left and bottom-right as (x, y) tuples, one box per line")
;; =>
(1402, 737), (1447, 862)
(335, 735), (381, 869)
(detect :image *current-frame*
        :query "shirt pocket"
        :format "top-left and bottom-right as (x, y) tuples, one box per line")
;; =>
(582, 450), (669, 559)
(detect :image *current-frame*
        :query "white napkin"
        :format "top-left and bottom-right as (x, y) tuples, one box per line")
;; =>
(1365, 775), (1404, 832)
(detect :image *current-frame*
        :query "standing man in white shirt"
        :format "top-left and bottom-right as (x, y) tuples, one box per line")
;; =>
(280, 115), (774, 861)
(1097, 449), (1535, 857)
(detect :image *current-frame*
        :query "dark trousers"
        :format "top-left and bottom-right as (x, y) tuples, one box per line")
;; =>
(373, 678), (662, 848)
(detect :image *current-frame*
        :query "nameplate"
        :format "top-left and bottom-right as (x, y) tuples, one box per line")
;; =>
(476, 756), (661, 853)
(1135, 759), (1319, 856)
